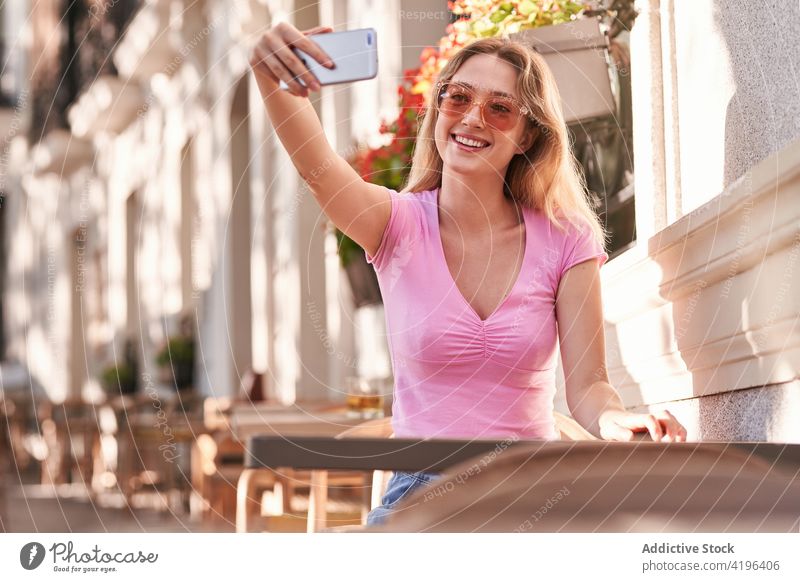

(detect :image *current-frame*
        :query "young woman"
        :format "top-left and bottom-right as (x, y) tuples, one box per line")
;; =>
(249, 23), (687, 526)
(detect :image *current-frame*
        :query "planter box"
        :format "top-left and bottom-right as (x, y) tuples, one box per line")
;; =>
(509, 18), (615, 124)
(344, 252), (382, 308)
(157, 363), (194, 391)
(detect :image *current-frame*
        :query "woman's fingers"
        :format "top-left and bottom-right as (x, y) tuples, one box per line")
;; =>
(600, 409), (687, 443)
(249, 41), (269, 72)
(677, 418), (688, 441)
(600, 422), (634, 442)
(270, 41), (317, 93)
(252, 45), (304, 97)
(655, 409), (688, 442)
(653, 410), (676, 442)
(249, 23), (335, 96)
(280, 23), (336, 69)
(256, 34), (309, 96)
(620, 413), (662, 442)
(300, 25), (334, 37)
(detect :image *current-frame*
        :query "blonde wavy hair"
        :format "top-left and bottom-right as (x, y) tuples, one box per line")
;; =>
(403, 36), (607, 247)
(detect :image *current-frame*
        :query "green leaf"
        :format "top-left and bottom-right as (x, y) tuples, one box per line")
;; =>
(335, 229), (363, 268)
(490, 9), (509, 23)
(481, 23), (499, 37)
(518, 0), (537, 16)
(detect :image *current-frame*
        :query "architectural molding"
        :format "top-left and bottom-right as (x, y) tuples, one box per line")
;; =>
(600, 137), (800, 408)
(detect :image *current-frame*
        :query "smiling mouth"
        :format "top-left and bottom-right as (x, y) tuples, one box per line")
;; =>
(451, 133), (491, 151)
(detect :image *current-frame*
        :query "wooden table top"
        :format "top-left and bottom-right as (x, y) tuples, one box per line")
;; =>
(229, 402), (366, 440)
(244, 436), (800, 475)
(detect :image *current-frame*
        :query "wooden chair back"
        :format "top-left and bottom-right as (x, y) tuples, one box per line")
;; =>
(335, 417), (394, 440)
(553, 411), (596, 441)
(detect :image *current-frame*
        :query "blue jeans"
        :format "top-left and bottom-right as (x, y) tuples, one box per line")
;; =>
(366, 470), (442, 527)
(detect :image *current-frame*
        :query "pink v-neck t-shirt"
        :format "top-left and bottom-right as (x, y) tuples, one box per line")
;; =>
(365, 187), (609, 440)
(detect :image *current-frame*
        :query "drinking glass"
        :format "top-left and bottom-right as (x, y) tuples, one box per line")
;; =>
(344, 376), (386, 419)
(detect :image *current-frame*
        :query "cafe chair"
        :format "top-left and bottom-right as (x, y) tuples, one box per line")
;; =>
(1, 393), (41, 478)
(234, 416), (392, 533)
(114, 392), (205, 511)
(192, 432), (254, 524)
(553, 411), (597, 441)
(251, 417), (394, 533)
(37, 398), (99, 489)
(194, 400), (303, 526)
(306, 416), (394, 532)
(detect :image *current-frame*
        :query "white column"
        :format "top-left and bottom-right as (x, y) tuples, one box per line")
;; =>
(319, 0), (359, 399)
(630, 0), (667, 241)
(346, 0), (402, 148)
(293, 0), (332, 401)
(659, 0), (682, 223)
(249, 77), (271, 380)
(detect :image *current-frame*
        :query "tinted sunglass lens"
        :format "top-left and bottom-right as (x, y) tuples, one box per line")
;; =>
(440, 86), (472, 114)
(485, 99), (517, 131)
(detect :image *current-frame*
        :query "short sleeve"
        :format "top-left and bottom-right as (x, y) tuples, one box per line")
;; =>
(364, 188), (421, 272)
(558, 218), (609, 280)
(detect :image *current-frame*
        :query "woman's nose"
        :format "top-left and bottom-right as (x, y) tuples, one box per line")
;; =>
(461, 102), (484, 127)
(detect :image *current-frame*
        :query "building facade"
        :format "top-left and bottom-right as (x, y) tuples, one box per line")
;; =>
(1, 0), (799, 441)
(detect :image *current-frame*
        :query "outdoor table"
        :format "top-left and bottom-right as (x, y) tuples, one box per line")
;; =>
(243, 436), (800, 532)
(231, 408), (364, 440)
(244, 436), (800, 473)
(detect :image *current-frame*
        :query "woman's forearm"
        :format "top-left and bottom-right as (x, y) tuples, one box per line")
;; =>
(566, 381), (626, 438)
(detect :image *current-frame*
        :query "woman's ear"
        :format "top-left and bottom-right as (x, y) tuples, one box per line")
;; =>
(516, 127), (538, 154)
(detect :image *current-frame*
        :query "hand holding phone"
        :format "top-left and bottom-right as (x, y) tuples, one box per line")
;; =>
(250, 24), (378, 97)
(278, 28), (378, 92)
(249, 22), (337, 97)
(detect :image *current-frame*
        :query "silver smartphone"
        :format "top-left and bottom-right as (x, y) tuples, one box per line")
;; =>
(279, 27), (378, 90)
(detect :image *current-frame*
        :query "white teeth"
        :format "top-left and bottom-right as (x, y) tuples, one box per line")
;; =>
(453, 134), (489, 148)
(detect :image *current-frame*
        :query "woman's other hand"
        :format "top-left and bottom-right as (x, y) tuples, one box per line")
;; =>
(598, 409), (688, 442)
(249, 22), (335, 97)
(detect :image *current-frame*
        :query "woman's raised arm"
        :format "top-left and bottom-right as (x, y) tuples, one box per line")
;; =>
(249, 22), (390, 258)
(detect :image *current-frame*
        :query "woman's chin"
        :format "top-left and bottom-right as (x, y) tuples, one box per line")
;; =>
(443, 154), (499, 176)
